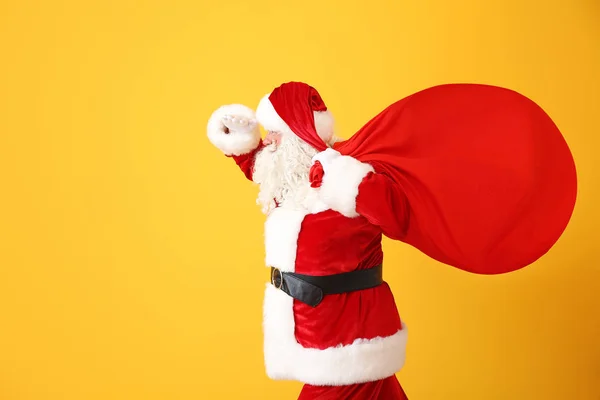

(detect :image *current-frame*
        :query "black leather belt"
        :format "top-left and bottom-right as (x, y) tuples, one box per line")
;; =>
(270, 264), (383, 307)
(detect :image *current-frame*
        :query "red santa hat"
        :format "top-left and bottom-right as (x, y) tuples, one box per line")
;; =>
(255, 82), (335, 150)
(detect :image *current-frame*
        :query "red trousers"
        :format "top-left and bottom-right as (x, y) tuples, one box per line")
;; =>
(297, 375), (408, 400)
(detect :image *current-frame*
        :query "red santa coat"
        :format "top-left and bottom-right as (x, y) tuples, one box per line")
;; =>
(228, 141), (408, 386)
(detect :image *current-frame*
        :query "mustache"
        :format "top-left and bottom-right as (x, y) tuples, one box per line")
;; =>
(265, 142), (278, 152)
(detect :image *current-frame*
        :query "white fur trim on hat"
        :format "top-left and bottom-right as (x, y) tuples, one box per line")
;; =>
(313, 109), (335, 144)
(255, 94), (336, 146)
(206, 104), (261, 156)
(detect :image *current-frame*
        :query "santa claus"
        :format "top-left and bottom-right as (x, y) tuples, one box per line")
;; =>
(205, 82), (577, 400)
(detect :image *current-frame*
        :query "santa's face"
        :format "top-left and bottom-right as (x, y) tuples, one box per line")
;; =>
(252, 131), (318, 214)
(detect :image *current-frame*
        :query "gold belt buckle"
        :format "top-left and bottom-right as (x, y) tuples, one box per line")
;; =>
(271, 267), (283, 290)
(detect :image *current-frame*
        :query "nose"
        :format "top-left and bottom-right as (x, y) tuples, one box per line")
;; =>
(264, 131), (282, 146)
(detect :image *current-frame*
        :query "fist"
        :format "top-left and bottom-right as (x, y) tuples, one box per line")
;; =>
(207, 104), (262, 156)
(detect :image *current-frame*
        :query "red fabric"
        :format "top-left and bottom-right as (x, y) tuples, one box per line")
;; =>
(268, 82), (329, 152)
(356, 172), (410, 239)
(309, 160), (324, 188)
(228, 140), (265, 181)
(298, 375), (408, 400)
(274, 82), (578, 275)
(293, 210), (402, 348)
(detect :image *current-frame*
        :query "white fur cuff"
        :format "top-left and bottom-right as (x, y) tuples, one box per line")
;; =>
(206, 104), (261, 156)
(317, 155), (374, 217)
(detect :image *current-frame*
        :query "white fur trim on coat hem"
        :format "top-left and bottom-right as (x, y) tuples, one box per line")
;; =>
(206, 104), (261, 156)
(263, 284), (408, 386)
(317, 155), (374, 218)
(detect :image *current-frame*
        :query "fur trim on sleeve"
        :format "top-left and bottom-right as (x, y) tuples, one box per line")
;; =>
(316, 153), (374, 217)
(207, 104), (261, 156)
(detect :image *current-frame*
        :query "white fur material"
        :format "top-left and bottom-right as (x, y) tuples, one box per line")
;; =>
(206, 104), (261, 156)
(262, 207), (408, 385)
(264, 207), (306, 272)
(313, 109), (335, 144)
(312, 148), (342, 173)
(255, 94), (335, 145)
(316, 154), (375, 218)
(256, 94), (295, 137)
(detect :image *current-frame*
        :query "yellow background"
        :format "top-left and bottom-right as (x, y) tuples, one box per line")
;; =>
(1, 0), (598, 399)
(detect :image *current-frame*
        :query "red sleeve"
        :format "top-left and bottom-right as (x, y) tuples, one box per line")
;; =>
(356, 172), (409, 240)
(227, 141), (265, 182)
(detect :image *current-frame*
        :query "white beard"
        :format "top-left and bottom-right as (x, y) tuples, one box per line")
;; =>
(252, 134), (319, 214)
